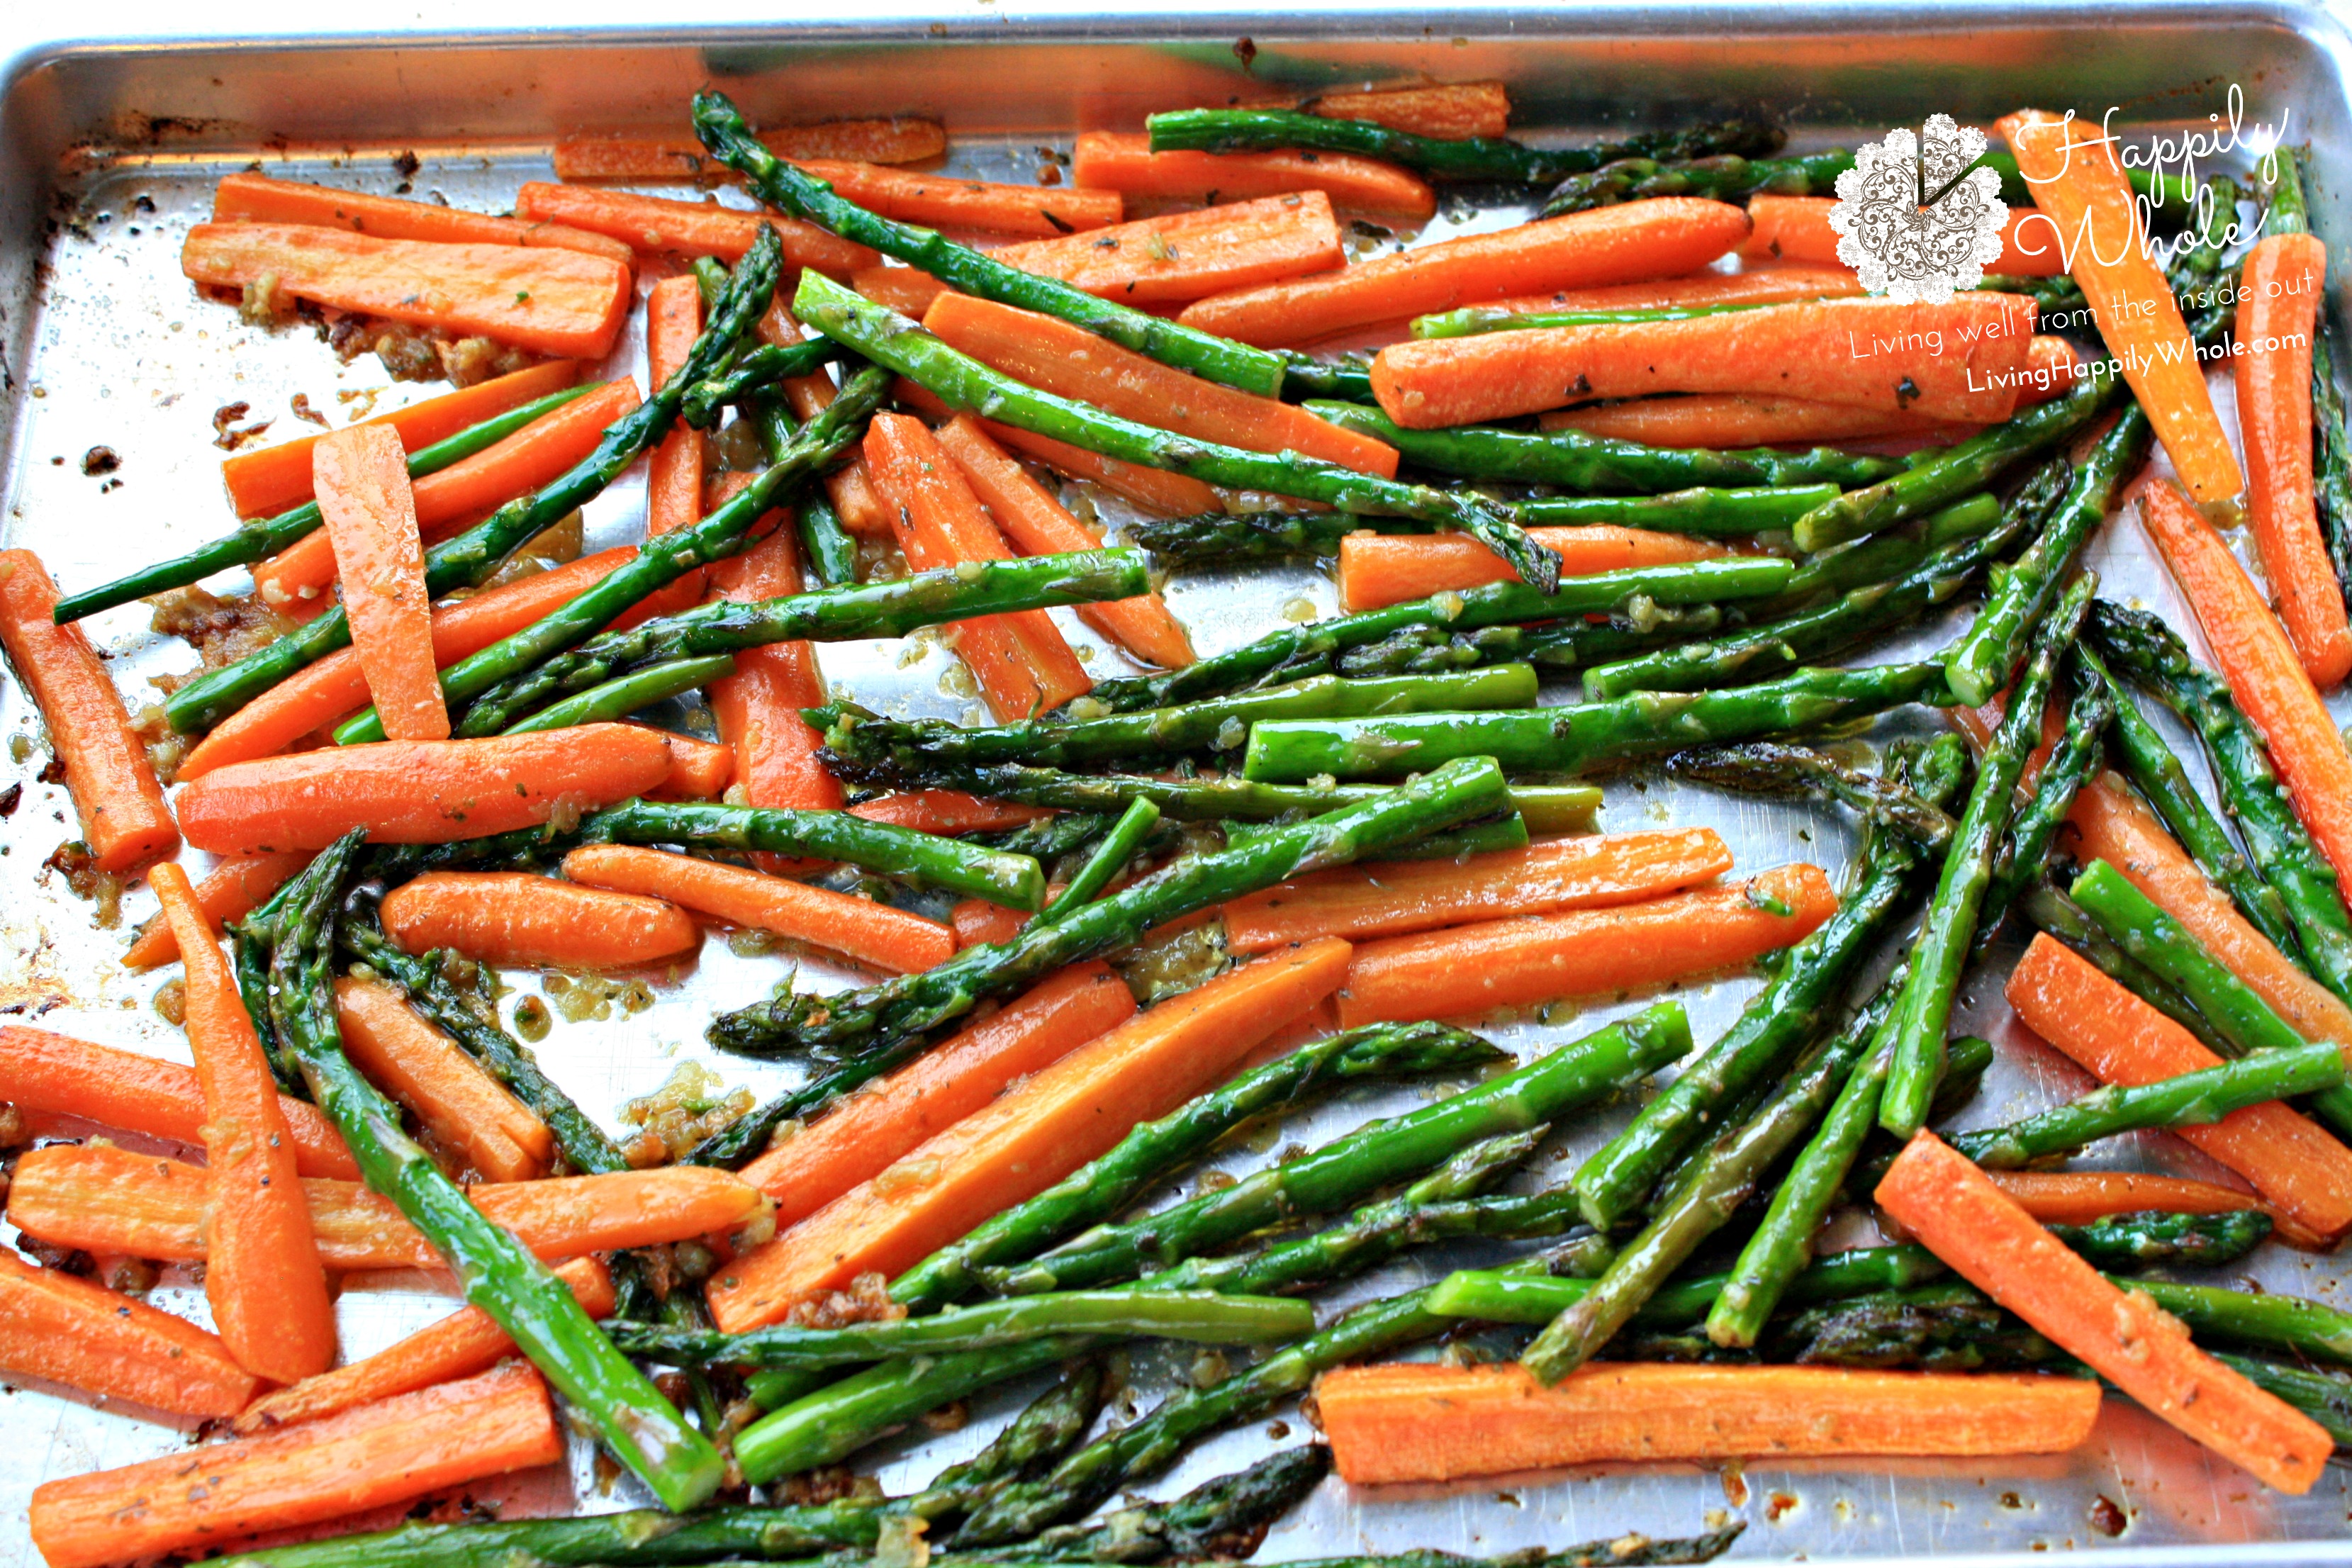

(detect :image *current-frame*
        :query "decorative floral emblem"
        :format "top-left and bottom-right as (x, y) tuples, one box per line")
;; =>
(1827, 114), (2009, 303)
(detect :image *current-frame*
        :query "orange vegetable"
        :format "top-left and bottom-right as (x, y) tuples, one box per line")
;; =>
(1542, 394), (1951, 449)
(1877, 1129), (2329, 1493)
(755, 301), (893, 537)
(234, 1256), (612, 1435)
(647, 274), (707, 549)
(793, 157), (1120, 237)
(1369, 293), (2037, 430)
(652, 732), (737, 800)
(1223, 827), (1733, 953)
(894, 378), (1227, 517)
(2000, 110), (2243, 511)
(1335, 524), (1724, 611)
(220, 359), (579, 520)
(0, 1024), (356, 1179)
(123, 850), (311, 968)
(153, 861), (337, 1384)
(1983, 1169), (2270, 1226)
(865, 411), (1092, 720)
(934, 413), (1195, 670)
(1335, 863), (1837, 1028)
(1484, 263), (1865, 318)
(703, 491), (841, 830)
(924, 292), (1401, 478)
(708, 938), (1353, 1331)
(6, 1143), (763, 1271)
(551, 118), (949, 180)
(335, 976), (554, 1183)
(1180, 196), (1751, 348)
(2236, 233), (2347, 685)
(1316, 1361), (2100, 1482)
(1309, 81), (1511, 140)
(1741, 192), (2067, 278)
(0, 551), (178, 872)
(380, 871), (700, 970)
(212, 171), (635, 268)
(856, 268), (952, 315)
(850, 789), (1051, 835)
(511, 181), (878, 277)
(1073, 131), (1435, 220)
(912, 189), (1345, 306)
(177, 724), (673, 853)
(953, 895), (1031, 949)
(29, 1363), (564, 1568)
(0, 1245), (259, 1420)
(312, 423), (447, 741)
(2137, 476), (2352, 900)
(181, 222), (632, 359)
(737, 963), (1136, 1223)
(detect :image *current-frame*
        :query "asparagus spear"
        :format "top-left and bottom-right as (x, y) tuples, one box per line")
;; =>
(209, 1506), (898, 1568)
(929, 1362), (1105, 1492)
(983, 1445), (1332, 1566)
(1542, 149), (1861, 216)
(1977, 651), (2115, 931)
(756, 389), (863, 590)
(2056, 1207), (2273, 1270)
(2311, 323), (2352, 606)
(2222, 1354), (2352, 1449)
(254, 834), (724, 1512)
(1955, 1038), (2346, 1169)
(1145, 106), (1782, 186)
(1437, 1244), (1954, 1333)
(678, 337), (842, 427)
(1665, 740), (1958, 850)
(162, 225), (783, 736)
(500, 653), (735, 734)
(51, 383), (595, 624)
(1037, 797), (1158, 923)
(1333, 614), (1708, 680)
(2019, 880), (2237, 1058)
(1747, 490), (2014, 618)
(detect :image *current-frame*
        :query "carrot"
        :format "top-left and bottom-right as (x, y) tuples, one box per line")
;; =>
(934, 413), (1196, 669)
(754, 301), (893, 537)
(1223, 827), (1733, 954)
(235, 1256), (612, 1435)
(707, 938), (1352, 1331)
(1484, 263), (1866, 318)
(212, 172), (635, 268)
(1310, 81), (1511, 140)
(851, 789), (1051, 836)
(0, 1024), (355, 1178)
(552, 118), (949, 180)
(2137, 476), (2352, 897)
(1741, 192), (2067, 278)
(1335, 525), (1724, 611)
(791, 157), (1121, 238)
(510, 181), (877, 278)
(181, 223), (632, 360)
(856, 267), (952, 315)
(1180, 197), (1751, 349)
(2000, 111), (2243, 511)
(311, 423), (448, 741)
(1983, 1169), (2270, 1226)
(1073, 132), (1435, 220)
(702, 492), (841, 829)
(153, 862), (337, 1384)
(646, 274), (707, 546)
(651, 733), (737, 800)
(221, 359), (579, 520)
(1003, 189), (1348, 305)
(924, 293), (1401, 478)
(1878, 1128), (2329, 1493)
(29, 1362), (564, 1568)
(123, 851), (310, 968)
(894, 378), (1226, 517)
(1335, 863), (1837, 1029)
(865, 411), (1092, 720)
(253, 379), (644, 614)
(335, 976), (553, 1182)
(953, 895), (1031, 949)
(738, 963), (1136, 1223)
(6, 1143), (765, 1271)
(1368, 293), (2038, 430)
(177, 724), (673, 853)
(0, 551), (178, 873)
(380, 871), (700, 971)
(0, 1248), (259, 1419)
(2235, 233), (2348, 685)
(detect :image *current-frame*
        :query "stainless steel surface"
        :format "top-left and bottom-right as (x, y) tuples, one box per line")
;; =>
(6, 6), (2352, 1562)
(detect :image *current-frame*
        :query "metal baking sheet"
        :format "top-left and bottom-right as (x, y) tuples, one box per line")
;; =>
(7, 6), (2352, 1562)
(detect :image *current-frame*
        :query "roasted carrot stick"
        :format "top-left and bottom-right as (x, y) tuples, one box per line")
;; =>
(1072, 131), (1435, 220)
(177, 724), (673, 853)
(933, 413), (1195, 669)
(2235, 233), (2348, 685)
(2000, 110), (2243, 512)
(510, 181), (877, 276)
(153, 861), (337, 1384)
(123, 850), (310, 968)
(647, 274), (707, 547)
(380, 871), (700, 971)
(6, 1143), (766, 1271)
(2007, 932), (2352, 1241)
(707, 938), (1353, 1331)
(1369, 293), (2037, 430)
(181, 223), (633, 360)
(0, 1024), (356, 1178)
(1180, 196), (1752, 348)
(854, 267), (951, 315)
(1335, 863), (1837, 1028)
(335, 976), (553, 1183)
(1224, 828), (1733, 953)
(212, 172), (635, 267)
(953, 895), (1031, 949)
(1983, 1169), (2269, 1226)
(850, 789), (1051, 835)
(221, 359), (579, 520)
(0, 551), (178, 872)
(1310, 80), (1512, 140)
(1316, 1361), (2100, 1482)
(1741, 192), (2067, 277)
(1484, 263), (1866, 318)
(754, 301), (893, 537)
(892, 378), (1226, 517)
(737, 963), (1136, 1224)
(865, 411), (1092, 719)
(1335, 524), (1725, 610)
(2138, 476), (2352, 895)
(235, 1257), (613, 1434)
(552, 118), (948, 181)
(313, 423), (447, 741)
(702, 488), (841, 830)
(29, 1363), (564, 1568)
(1541, 394), (1950, 449)
(0, 1246), (260, 1419)
(791, 157), (1121, 237)
(651, 732), (737, 800)
(1878, 1129), (2329, 1493)
(924, 293), (1401, 477)
(562, 845), (954, 975)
